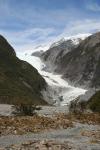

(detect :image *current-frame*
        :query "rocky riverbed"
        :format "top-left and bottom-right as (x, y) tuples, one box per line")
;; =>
(0, 123), (100, 150)
(0, 113), (100, 150)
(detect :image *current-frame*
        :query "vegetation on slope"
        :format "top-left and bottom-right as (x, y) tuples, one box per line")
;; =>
(0, 35), (47, 105)
(87, 91), (100, 112)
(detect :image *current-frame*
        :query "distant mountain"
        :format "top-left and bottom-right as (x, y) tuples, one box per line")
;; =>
(41, 39), (76, 72)
(0, 35), (47, 105)
(42, 32), (100, 89)
(41, 33), (90, 72)
(32, 45), (49, 53)
(50, 33), (90, 48)
(56, 32), (100, 88)
(31, 50), (44, 57)
(43, 32), (100, 112)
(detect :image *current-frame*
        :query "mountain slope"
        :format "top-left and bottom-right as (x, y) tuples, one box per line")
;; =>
(41, 39), (77, 72)
(0, 35), (47, 105)
(56, 32), (100, 88)
(87, 90), (100, 112)
(70, 90), (100, 113)
(41, 34), (89, 72)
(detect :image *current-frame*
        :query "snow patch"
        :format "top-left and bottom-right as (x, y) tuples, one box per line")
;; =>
(49, 33), (91, 48)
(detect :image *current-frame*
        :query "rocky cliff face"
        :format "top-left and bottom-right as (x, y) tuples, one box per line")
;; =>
(42, 32), (100, 89)
(57, 32), (100, 88)
(0, 35), (47, 105)
(41, 39), (77, 72)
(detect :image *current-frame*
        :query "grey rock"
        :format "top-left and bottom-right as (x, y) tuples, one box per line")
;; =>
(41, 39), (77, 72)
(58, 32), (100, 88)
(31, 50), (44, 57)
(41, 32), (100, 89)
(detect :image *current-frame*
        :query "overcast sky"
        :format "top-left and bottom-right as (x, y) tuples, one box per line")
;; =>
(0, 0), (100, 51)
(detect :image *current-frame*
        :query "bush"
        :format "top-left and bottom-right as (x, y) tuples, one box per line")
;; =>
(12, 104), (41, 116)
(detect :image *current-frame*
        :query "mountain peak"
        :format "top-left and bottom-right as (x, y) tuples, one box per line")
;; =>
(50, 38), (65, 48)
(49, 33), (91, 49)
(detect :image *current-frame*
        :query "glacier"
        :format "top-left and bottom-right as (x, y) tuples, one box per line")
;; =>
(17, 50), (86, 106)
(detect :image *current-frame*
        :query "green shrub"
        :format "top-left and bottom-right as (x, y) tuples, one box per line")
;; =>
(87, 91), (100, 112)
(12, 104), (41, 116)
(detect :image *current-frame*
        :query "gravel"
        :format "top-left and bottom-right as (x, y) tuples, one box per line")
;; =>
(0, 123), (99, 149)
(0, 104), (69, 117)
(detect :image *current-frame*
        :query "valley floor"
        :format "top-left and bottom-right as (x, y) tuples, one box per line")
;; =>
(17, 52), (86, 106)
(0, 48), (99, 150)
(0, 104), (69, 116)
(0, 124), (100, 150)
(0, 108), (100, 150)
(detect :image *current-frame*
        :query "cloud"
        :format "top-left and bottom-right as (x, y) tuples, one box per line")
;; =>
(2, 19), (100, 52)
(86, 1), (100, 12)
(61, 19), (100, 37)
(0, 0), (84, 30)
(0, 27), (56, 51)
(0, 0), (100, 52)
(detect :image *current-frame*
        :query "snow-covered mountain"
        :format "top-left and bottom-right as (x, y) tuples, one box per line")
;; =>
(41, 32), (100, 89)
(33, 45), (49, 52)
(17, 34), (90, 106)
(56, 32), (100, 88)
(41, 33), (91, 73)
(50, 33), (91, 48)
(64, 33), (91, 44)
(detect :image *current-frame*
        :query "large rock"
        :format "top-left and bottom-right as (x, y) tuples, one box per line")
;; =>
(0, 35), (47, 105)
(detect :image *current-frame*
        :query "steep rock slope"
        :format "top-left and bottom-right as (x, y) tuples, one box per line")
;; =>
(41, 34), (89, 72)
(56, 32), (100, 88)
(41, 39), (77, 71)
(0, 35), (47, 105)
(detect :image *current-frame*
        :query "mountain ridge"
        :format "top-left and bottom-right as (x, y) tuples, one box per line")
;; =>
(41, 32), (100, 89)
(0, 35), (47, 105)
